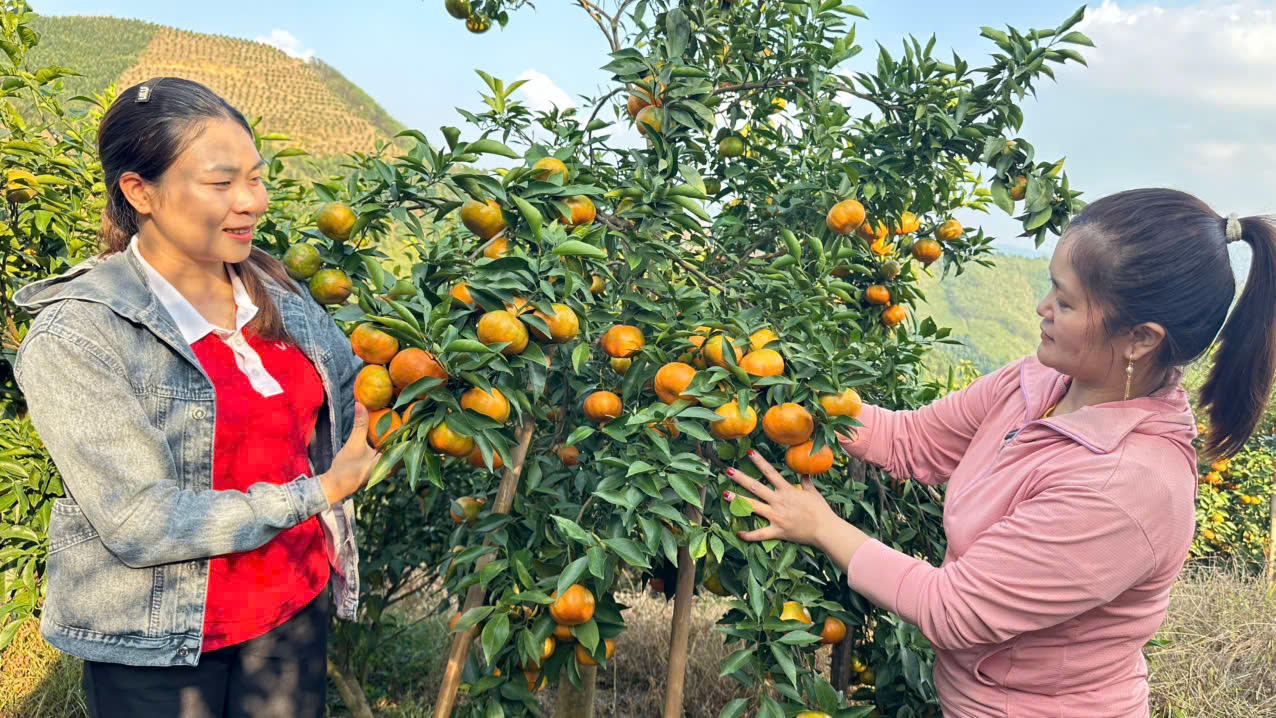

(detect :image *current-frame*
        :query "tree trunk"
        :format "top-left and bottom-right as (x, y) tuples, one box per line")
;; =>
(327, 657), (374, 718)
(432, 419), (535, 718)
(663, 486), (706, 718)
(828, 638), (855, 695)
(555, 664), (597, 717)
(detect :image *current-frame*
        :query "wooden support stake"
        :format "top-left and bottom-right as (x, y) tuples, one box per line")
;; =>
(556, 664), (598, 717)
(432, 419), (535, 718)
(663, 487), (706, 718)
(1267, 492), (1276, 587)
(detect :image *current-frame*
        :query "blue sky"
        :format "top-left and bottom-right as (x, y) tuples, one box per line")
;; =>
(33, 0), (1274, 266)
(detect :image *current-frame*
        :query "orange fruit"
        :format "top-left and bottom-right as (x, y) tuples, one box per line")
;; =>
(550, 584), (595, 626)
(702, 335), (743, 368)
(649, 577), (665, 593)
(467, 446), (504, 470)
(575, 638), (616, 666)
(450, 282), (475, 307)
(429, 422), (475, 457)
(403, 400), (424, 423)
(820, 616), (847, 645)
(389, 348), (448, 392)
(913, 238), (942, 265)
(308, 268), (353, 305)
(825, 200), (866, 235)
(461, 386), (511, 423)
(858, 219), (888, 242)
(870, 236), (894, 257)
(820, 388), (862, 418)
(5, 169), (37, 204)
(504, 297), (533, 315)
(562, 195), (596, 226)
(795, 713), (831, 718)
(590, 275), (605, 295)
(583, 390), (623, 423)
(718, 136), (746, 158)
(460, 198), (506, 240)
(601, 325), (645, 358)
(477, 310), (529, 355)
(786, 440), (834, 474)
(654, 362), (697, 405)
(609, 357), (631, 374)
(1211, 458), (1230, 473)
(557, 445), (580, 466)
(354, 366), (394, 411)
(554, 624), (575, 642)
(626, 75), (664, 117)
(749, 328), (779, 351)
(650, 418), (680, 439)
(739, 349), (784, 377)
(762, 403), (815, 446)
(882, 304), (907, 328)
(316, 202), (356, 242)
(450, 496), (484, 524)
(779, 601), (813, 624)
(895, 211), (920, 235)
(865, 285), (890, 305)
(635, 105), (663, 136)
(532, 157), (568, 182)
(936, 218), (963, 242)
(368, 408), (402, 449)
(445, 0), (470, 18)
(282, 243), (322, 280)
(465, 13), (491, 33)
(350, 323), (400, 365)
(1008, 175), (1028, 201)
(710, 401), (757, 440)
(530, 303), (580, 343)
(483, 236), (509, 260)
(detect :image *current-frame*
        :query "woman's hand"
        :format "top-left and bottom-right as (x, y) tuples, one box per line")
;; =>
(319, 402), (383, 506)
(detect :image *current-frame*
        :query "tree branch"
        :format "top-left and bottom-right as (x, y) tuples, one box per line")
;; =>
(712, 77), (907, 113)
(597, 210), (726, 293)
(721, 236), (772, 280)
(576, 0), (619, 52)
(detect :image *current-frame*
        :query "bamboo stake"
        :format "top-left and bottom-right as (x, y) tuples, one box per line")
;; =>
(432, 419), (535, 718)
(663, 486), (706, 718)
(1266, 492), (1276, 587)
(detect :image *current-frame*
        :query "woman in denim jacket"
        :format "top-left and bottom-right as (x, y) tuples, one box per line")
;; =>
(13, 77), (380, 717)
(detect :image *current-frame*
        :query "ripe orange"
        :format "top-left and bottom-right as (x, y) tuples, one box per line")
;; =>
(1009, 175), (1028, 201)
(368, 408), (402, 449)
(895, 211), (921, 235)
(583, 390), (623, 423)
(477, 310), (529, 355)
(825, 200), (866, 235)
(858, 219), (888, 242)
(749, 328), (779, 351)
(739, 349), (784, 377)
(461, 386), (511, 423)
(459, 198), (506, 240)
(550, 584), (596, 626)
(820, 616), (847, 645)
(530, 303), (580, 343)
(1211, 458), (1230, 473)
(865, 285), (890, 305)
(912, 238), (942, 265)
(483, 236), (509, 260)
(590, 275), (605, 295)
(601, 325), (645, 358)
(553, 623), (575, 642)
(316, 202), (356, 242)
(309, 268), (353, 305)
(762, 403), (815, 446)
(532, 157), (568, 182)
(820, 388), (862, 418)
(450, 282), (475, 307)
(936, 218), (963, 242)
(562, 195), (596, 226)
(881, 304), (907, 328)
(702, 335), (743, 368)
(575, 638), (616, 666)
(504, 297), (533, 316)
(626, 75), (664, 118)
(654, 362), (697, 405)
(354, 366), (394, 411)
(710, 401), (757, 440)
(467, 446), (504, 470)
(557, 445), (580, 466)
(635, 105), (663, 136)
(389, 348), (448, 392)
(795, 713), (831, 718)
(350, 323), (399, 365)
(429, 421), (475, 457)
(786, 440), (834, 474)
(779, 601), (813, 624)
(403, 400), (424, 423)
(650, 418), (681, 439)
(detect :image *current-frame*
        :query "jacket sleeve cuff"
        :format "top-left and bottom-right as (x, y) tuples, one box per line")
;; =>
(846, 538), (933, 617)
(284, 474), (332, 525)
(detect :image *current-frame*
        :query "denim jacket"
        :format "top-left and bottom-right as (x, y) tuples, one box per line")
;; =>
(12, 247), (364, 667)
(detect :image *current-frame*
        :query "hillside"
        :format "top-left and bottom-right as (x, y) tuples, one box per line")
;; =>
(27, 15), (404, 157)
(915, 253), (1051, 376)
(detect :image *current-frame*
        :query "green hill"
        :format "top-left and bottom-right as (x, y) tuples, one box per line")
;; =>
(26, 15), (404, 157)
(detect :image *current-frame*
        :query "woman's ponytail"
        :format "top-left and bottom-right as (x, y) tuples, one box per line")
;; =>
(1198, 215), (1276, 459)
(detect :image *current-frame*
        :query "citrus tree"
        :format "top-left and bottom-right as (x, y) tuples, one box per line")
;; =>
(264, 3), (1092, 716)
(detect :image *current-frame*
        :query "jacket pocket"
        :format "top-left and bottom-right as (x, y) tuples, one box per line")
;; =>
(45, 499), (160, 638)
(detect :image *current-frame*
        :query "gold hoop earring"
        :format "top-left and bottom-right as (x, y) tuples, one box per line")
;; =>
(1124, 358), (1134, 401)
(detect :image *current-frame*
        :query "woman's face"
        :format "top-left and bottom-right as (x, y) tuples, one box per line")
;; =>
(135, 117), (267, 266)
(1035, 234), (1123, 384)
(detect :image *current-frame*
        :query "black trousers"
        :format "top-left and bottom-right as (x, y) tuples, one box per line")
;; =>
(81, 585), (330, 718)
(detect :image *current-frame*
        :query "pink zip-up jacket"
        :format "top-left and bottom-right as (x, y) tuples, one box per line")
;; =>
(840, 355), (1198, 717)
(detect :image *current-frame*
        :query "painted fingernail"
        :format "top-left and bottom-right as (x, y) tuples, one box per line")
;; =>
(723, 491), (733, 500)
(748, 450), (758, 458)
(726, 467), (736, 476)
(735, 531), (744, 539)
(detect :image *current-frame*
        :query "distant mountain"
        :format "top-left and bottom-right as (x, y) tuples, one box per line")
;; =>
(28, 15), (404, 157)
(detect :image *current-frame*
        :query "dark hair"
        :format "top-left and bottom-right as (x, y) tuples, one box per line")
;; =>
(97, 77), (301, 342)
(1066, 188), (1276, 459)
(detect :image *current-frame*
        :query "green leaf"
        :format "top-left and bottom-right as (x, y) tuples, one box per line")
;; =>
(1058, 31), (1094, 47)
(480, 613), (510, 664)
(1056, 48), (1088, 65)
(464, 138), (520, 159)
(668, 474), (702, 508)
(770, 642), (798, 687)
(551, 239), (608, 259)
(665, 7), (690, 58)
(778, 629), (822, 645)
(575, 617), (600, 655)
(718, 648), (754, 677)
(602, 537), (651, 569)
(990, 180), (1014, 215)
(730, 495), (754, 517)
(512, 195), (543, 240)
(551, 516), (596, 546)
(587, 546), (607, 579)
(565, 426), (595, 447)
(718, 698), (749, 718)
(556, 556), (589, 598)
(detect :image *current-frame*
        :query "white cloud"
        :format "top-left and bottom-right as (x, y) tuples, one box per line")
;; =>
(515, 69), (576, 113)
(255, 29), (316, 61)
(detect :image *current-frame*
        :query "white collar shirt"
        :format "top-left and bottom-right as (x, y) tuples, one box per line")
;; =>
(129, 235), (284, 397)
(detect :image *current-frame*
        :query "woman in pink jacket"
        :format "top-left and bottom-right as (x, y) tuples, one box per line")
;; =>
(724, 189), (1276, 717)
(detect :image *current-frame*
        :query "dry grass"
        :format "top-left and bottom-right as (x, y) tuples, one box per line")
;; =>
(1145, 559), (1276, 717)
(0, 620), (85, 718)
